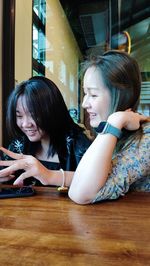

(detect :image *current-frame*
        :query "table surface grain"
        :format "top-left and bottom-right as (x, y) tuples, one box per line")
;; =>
(0, 186), (149, 266)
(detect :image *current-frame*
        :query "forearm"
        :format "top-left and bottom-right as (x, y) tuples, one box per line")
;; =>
(68, 111), (147, 204)
(46, 169), (74, 187)
(68, 133), (117, 204)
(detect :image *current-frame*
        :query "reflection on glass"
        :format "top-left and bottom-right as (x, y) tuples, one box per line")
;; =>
(33, 25), (38, 60)
(32, 0), (46, 76)
(59, 60), (66, 85)
(33, 0), (46, 25)
(31, 0), (149, 117)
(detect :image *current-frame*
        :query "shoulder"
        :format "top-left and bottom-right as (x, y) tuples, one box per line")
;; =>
(137, 121), (150, 148)
(141, 121), (150, 134)
(138, 122), (150, 152)
(120, 121), (150, 160)
(121, 120), (150, 150)
(66, 125), (92, 153)
(74, 126), (92, 145)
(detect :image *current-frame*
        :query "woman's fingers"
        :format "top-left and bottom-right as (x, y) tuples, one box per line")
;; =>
(0, 156), (33, 175)
(0, 165), (18, 177)
(0, 160), (18, 167)
(0, 159), (27, 176)
(13, 171), (32, 185)
(0, 150), (49, 185)
(0, 175), (15, 182)
(139, 114), (148, 121)
(0, 147), (24, 160)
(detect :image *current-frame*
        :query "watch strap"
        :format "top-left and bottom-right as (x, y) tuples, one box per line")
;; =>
(95, 121), (122, 139)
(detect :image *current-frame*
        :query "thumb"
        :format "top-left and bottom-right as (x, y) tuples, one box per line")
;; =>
(13, 170), (32, 185)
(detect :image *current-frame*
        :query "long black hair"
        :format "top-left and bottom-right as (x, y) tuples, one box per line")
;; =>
(6, 76), (82, 156)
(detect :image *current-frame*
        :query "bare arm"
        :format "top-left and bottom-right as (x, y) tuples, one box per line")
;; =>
(0, 147), (74, 186)
(0, 111), (148, 205)
(68, 111), (147, 204)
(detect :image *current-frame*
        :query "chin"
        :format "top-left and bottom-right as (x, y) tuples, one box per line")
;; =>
(90, 121), (100, 128)
(27, 136), (41, 142)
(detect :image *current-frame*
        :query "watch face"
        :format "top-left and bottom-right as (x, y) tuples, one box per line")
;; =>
(94, 121), (106, 133)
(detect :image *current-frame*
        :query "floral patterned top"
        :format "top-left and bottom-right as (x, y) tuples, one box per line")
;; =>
(92, 122), (150, 203)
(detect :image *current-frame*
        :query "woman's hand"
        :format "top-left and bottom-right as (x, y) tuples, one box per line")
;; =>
(107, 110), (147, 131)
(0, 147), (51, 186)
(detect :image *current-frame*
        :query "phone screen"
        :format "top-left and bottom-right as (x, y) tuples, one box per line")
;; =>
(0, 186), (35, 198)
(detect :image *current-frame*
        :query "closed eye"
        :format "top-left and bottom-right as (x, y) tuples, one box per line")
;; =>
(91, 94), (98, 97)
(16, 115), (23, 118)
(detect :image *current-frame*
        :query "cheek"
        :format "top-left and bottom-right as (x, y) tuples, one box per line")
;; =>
(38, 129), (45, 137)
(93, 99), (104, 112)
(16, 119), (21, 128)
(94, 98), (110, 118)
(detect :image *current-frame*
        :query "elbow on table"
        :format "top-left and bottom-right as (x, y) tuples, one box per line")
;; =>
(68, 188), (93, 205)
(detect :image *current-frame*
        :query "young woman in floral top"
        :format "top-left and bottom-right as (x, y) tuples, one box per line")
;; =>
(0, 50), (149, 204)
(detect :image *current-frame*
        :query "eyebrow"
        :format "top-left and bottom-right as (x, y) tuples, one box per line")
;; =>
(83, 87), (99, 91)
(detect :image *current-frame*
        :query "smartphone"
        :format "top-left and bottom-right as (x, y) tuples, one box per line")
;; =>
(0, 186), (35, 198)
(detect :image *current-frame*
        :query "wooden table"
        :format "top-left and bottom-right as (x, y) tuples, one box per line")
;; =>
(0, 186), (149, 266)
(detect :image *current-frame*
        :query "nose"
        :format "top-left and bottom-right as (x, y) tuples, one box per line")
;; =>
(21, 116), (33, 127)
(82, 96), (90, 109)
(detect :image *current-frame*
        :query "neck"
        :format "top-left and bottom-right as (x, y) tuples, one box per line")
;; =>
(36, 136), (59, 163)
(41, 136), (50, 154)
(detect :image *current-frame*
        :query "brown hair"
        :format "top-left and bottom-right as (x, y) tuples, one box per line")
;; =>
(81, 50), (141, 114)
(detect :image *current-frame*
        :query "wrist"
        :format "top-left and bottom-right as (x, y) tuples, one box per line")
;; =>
(58, 169), (68, 192)
(95, 121), (123, 139)
(107, 112), (127, 129)
(44, 169), (60, 186)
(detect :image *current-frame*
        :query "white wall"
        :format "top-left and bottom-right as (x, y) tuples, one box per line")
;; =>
(15, 0), (32, 83)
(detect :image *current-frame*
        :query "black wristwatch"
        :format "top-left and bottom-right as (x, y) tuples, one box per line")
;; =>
(94, 121), (123, 139)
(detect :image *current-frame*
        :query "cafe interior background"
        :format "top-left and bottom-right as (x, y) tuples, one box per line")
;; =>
(0, 0), (150, 146)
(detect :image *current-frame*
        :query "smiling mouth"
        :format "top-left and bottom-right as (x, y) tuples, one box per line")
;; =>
(88, 113), (97, 119)
(25, 130), (37, 135)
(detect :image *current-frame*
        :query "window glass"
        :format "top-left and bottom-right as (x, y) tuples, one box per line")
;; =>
(32, 0), (46, 76)
(32, 0), (150, 119)
(33, 0), (46, 25)
(111, 1), (150, 115)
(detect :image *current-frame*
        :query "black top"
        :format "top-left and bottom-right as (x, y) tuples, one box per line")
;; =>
(2, 129), (92, 186)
